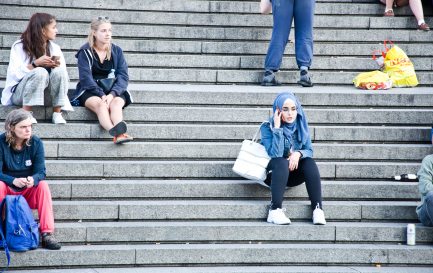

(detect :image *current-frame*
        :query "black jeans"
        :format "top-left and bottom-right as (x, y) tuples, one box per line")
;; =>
(265, 157), (322, 211)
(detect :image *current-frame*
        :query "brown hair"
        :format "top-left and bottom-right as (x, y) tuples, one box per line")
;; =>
(87, 16), (112, 60)
(21, 13), (56, 60)
(4, 109), (32, 148)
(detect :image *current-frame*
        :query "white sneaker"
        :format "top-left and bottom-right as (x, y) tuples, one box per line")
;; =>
(52, 112), (66, 124)
(267, 208), (291, 225)
(312, 204), (326, 225)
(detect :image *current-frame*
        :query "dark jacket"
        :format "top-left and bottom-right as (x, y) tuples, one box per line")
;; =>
(71, 42), (133, 106)
(0, 134), (46, 191)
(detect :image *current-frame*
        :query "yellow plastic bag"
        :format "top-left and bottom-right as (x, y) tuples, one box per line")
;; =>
(382, 41), (418, 87)
(353, 70), (392, 90)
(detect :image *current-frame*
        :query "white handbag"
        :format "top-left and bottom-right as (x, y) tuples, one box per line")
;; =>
(232, 122), (271, 181)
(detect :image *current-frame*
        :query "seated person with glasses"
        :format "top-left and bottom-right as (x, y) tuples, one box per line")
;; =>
(71, 16), (134, 144)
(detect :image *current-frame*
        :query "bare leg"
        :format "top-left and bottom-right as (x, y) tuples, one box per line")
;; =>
(23, 105), (32, 111)
(380, 0), (394, 10)
(108, 97), (125, 126)
(84, 97), (114, 131)
(53, 106), (61, 113)
(408, 0), (424, 21)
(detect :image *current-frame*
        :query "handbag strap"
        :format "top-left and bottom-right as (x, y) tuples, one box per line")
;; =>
(251, 121), (269, 143)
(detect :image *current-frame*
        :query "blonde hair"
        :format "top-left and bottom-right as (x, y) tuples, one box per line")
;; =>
(4, 109), (32, 148)
(87, 16), (112, 60)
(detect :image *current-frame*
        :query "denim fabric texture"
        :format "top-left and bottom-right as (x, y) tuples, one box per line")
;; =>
(264, 0), (315, 71)
(260, 122), (313, 159)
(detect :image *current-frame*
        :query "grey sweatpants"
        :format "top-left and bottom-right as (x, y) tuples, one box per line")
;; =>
(11, 67), (69, 107)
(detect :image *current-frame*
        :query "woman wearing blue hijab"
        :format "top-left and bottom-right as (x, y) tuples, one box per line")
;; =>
(260, 92), (325, 225)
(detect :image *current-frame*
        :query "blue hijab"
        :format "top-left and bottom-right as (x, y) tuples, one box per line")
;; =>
(270, 92), (310, 145)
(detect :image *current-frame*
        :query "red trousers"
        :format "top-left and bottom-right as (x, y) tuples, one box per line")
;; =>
(0, 181), (55, 233)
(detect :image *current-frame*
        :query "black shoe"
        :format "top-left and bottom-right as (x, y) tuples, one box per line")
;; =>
(261, 71), (281, 86)
(108, 121), (127, 137)
(297, 70), (314, 87)
(42, 233), (61, 250)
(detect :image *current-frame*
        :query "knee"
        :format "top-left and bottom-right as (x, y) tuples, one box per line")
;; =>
(269, 157), (288, 171)
(35, 180), (50, 194)
(0, 182), (8, 195)
(300, 157), (317, 167)
(50, 67), (68, 80)
(426, 191), (433, 203)
(95, 101), (109, 112)
(32, 67), (49, 80)
(109, 98), (125, 110)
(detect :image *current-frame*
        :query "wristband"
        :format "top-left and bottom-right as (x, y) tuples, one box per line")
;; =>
(31, 61), (37, 68)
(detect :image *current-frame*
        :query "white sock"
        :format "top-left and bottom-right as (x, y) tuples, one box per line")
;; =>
(418, 19), (425, 26)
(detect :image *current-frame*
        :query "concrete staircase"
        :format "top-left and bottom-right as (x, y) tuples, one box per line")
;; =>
(1, 0), (433, 272)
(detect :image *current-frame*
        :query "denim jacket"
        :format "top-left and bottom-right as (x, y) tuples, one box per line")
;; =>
(260, 122), (313, 159)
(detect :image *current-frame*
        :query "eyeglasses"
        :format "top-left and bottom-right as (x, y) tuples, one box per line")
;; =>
(281, 106), (297, 113)
(97, 16), (110, 21)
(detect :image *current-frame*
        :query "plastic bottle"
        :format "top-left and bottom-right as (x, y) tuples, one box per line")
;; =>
(393, 174), (418, 182)
(407, 224), (416, 246)
(107, 69), (115, 79)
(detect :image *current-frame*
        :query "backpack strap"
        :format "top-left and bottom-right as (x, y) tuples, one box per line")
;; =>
(0, 198), (10, 272)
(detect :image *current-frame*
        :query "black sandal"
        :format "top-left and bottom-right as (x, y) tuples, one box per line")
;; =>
(108, 121), (127, 137)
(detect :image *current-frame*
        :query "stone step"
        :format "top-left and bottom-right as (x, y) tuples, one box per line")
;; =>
(1, 20), (432, 43)
(2, 243), (432, 268)
(0, 51), (431, 72)
(2, 35), (431, 57)
(47, 180), (420, 201)
(53, 221), (432, 244)
(1, 67), (431, 85)
(1, 84), (432, 107)
(0, 0), (420, 16)
(0, 1), (416, 16)
(27, 124), (430, 143)
(9, 266), (433, 273)
(2, 5), (431, 29)
(51, 200), (418, 221)
(43, 141), (433, 161)
(1, 50), (429, 71)
(44, 160), (423, 179)
(111, 84), (433, 107)
(44, 106), (433, 125)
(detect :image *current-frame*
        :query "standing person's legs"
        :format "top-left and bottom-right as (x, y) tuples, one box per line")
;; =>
(418, 192), (433, 226)
(11, 68), (49, 119)
(262, 0), (294, 85)
(293, 0), (315, 87)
